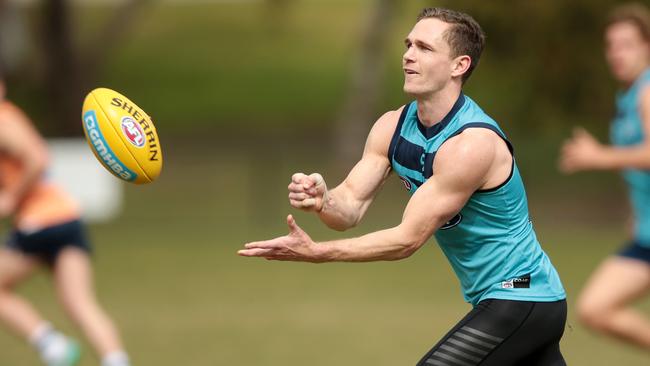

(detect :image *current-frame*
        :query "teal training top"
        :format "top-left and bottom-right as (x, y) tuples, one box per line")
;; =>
(388, 94), (566, 305)
(610, 68), (650, 247)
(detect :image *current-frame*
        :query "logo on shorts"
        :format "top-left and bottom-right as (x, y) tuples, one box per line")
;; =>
(440, 213), (462, 230)
(399, 176), (412, 191)
(501, 274), (531, 289)
(121, 116), (146, 148)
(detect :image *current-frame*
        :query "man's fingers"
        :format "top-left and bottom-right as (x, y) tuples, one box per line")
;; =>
(289, 198), (317, 209)
(289, 182), (319, 195)
(289, 192), (313, 201)
(308, 173), (324, 186)
(573, 127), (596, 142)
(287, 214), (298, 231)
(238, 248), (276, 257)
(288, 182), (306, 193)
(304, 173), (324, 189)
(244, 239), (285, 250)
(573, 127), (586, 136)
(292, 173), (307, 184)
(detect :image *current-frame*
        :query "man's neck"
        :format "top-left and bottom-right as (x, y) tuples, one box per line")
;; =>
(415, 86), (462, 128)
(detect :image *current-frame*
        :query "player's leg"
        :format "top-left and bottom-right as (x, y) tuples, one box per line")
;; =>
(0, 247), (41, 337)
(576, 254), (650, 348)
(518, 342), (565, 366)
(53, 246), (130, 366)
(0, 246), (80, 366)
(504, 300), (567, 366)
(416, 299), (566, 366)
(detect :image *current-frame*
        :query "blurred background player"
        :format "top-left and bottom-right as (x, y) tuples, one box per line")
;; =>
(0, 78), (130, 365)
(241, 8), (567, 365)
(560, 3), (650, 349)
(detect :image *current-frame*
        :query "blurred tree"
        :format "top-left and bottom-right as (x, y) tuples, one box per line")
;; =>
(335, 0), (397, 164)
(38, 0), (153, 136)
(0, 0), (30, 76)
(441, 0), (618, 138)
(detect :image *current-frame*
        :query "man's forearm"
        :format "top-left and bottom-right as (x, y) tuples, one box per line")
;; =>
(599, 145), (650, 170)
(315, 226), (424, 262)
(317, 189), (365, 231)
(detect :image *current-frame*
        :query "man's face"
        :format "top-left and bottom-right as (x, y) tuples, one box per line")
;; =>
(605, 21), (650, 84)
(403, 18), (456, 97)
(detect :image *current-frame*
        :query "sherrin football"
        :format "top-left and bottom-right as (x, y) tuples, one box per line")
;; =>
(81, 88), (162, 184)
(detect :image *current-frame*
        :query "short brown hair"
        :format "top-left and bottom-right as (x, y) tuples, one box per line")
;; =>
(606, 3), (650, 42)
(417, 8), (486, 83)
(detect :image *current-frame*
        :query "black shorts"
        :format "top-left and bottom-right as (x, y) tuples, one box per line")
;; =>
(416, 299), (567, 366)
(617, 241), (650, 264)
(5, 220), (92, 265)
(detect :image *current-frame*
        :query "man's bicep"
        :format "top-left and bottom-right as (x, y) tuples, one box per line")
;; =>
(335, 109), (400, 202)
(339, 152), (391, 202)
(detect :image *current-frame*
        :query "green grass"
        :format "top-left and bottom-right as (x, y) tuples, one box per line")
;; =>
(0, 143), (649, 365)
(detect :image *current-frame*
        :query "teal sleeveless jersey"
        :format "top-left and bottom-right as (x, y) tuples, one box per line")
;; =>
(610, 68), (650, 247)
(388, 94), (565, 305)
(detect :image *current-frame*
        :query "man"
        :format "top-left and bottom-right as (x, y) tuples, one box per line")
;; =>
(0, 79), (130, 366)
(561, 2), (650, 350)
(240, 8), (567, 365)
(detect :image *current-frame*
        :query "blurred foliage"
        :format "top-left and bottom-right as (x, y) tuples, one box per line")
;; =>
(1, 0), (629, 142)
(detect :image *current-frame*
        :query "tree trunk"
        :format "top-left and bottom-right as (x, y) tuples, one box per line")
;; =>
(42, 0), (83, 136)
(41, 0), (152, 137)
(334, 0), (396, 165)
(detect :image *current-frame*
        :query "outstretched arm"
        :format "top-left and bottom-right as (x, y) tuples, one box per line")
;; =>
(240, 129), (501, 262)
(288, 109), (399, 231)
(561, 85), (650, 172)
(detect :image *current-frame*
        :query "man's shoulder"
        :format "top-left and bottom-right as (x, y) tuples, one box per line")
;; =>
(366, 105), (409, 156)
(443, 127), (500, 151)
(436, 128), (502, 170)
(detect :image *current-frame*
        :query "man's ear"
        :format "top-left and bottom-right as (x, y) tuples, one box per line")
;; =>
(451, 55), (472, 79)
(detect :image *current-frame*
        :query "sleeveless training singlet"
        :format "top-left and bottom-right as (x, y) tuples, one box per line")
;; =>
(388, 94), (565, 305)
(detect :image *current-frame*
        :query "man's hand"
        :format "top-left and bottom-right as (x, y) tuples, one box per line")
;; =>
(288, 173), (327, 212)
(238, 215), (325, 262)
(560, 127), (607, 173)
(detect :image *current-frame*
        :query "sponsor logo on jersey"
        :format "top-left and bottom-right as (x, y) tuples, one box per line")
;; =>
(440, 213), (462, 230)
(121, 116), (145, 148)
(83, 110), (137, 182)
(501, 274), (531, 289)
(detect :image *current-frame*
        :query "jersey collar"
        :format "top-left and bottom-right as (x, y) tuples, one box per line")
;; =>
(416, 93), (466, 139)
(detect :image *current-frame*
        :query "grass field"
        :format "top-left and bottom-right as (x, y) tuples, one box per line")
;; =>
(0, 142), (648, 366)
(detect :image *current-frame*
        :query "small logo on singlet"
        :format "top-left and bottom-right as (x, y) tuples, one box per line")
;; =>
(440, 213), (462, 230)
(501, 274), (531, 289)
(399, 176), (412, 191)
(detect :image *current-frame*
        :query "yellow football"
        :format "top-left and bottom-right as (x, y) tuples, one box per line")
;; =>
(81, 88), (162, 184)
